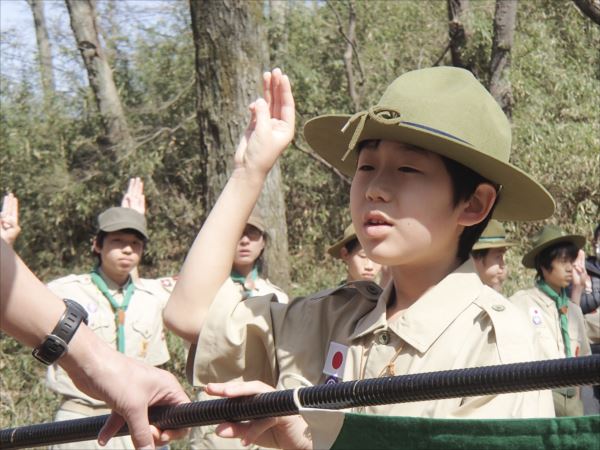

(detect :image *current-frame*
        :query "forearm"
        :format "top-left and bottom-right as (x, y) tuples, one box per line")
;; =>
(0, 239), (66, 347)
(164, 168), (267, 341)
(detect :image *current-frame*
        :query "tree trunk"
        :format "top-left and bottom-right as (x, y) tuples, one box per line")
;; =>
(268, 0), (288, 67)
(447, 0), (472, 71)
(27, 0), (55, 106)
(190, 0), (291, 290)
(572, 0), (600, 25)
(489, 0), (518, 117)
(65, 0), (132, 155)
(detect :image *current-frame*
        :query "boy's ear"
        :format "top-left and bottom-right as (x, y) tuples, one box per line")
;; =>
(457, 183), (497, 227)
(92, 237), (101, 254)
(340, 247), (350, 262)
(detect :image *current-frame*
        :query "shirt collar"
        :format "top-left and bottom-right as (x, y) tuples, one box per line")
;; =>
(350, 259), (485, 353)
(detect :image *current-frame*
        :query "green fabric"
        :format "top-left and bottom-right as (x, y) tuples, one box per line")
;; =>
(330, 414), (600, 450)
(537, 279), (572, 357)
(230, 266), (258, 297)
(90, 268), (135, 353)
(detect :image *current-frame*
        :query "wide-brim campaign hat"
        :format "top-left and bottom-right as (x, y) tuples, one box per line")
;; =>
(327, 223), (358, 258)
(304, 66), (555, 221)
(521, 224), (585, 268)
(97, 207), (148, 240)
(472, 220), (518, 250)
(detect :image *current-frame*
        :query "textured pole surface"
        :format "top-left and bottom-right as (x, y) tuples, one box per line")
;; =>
(1, 355), (599, 449)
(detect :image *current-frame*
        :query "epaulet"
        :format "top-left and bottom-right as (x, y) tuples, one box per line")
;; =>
(300, 280), (381, 303)
(473, 289), (532, 364)
(47, 273), (91, 286)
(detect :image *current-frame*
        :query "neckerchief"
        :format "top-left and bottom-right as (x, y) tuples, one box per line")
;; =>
(90, 268), (135, 353)
(536, 279), (572, 357)
(230, 266), (258, 299)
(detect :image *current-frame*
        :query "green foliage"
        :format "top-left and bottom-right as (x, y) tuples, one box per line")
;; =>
(0, 0), (598, 442)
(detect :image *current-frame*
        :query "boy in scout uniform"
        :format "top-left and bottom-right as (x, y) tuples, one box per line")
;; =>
(510, 225), (591, 417)
(327, 223), (382, 284)
(46, 206), (172, 450)
(164, 67), (555, 448)
(470, 220), (517, 292)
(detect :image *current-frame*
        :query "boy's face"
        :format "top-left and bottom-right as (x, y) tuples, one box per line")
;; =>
(340, 245), (382, 282)
(94, 231), (143, 279)
(233, 224), (265, 270)
(541, 255), (574, 289)
(473, 247), (508, 291)
(350, 140), (463, 267)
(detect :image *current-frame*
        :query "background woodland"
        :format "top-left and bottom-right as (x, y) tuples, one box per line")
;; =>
(0, 0), (598, 445)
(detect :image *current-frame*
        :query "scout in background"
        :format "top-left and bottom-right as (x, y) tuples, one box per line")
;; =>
(327, 223), (382, 284)
(510, 225), (591, 417)
(44, 204), (173, 449)
(470, 220), (517, 292)
(164, 67), (555, 449)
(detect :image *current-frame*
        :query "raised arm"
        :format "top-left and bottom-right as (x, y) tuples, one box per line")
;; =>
(121, 177), (146, 215)
(163, 68), (295, 343)
(0, 192), (21, 246)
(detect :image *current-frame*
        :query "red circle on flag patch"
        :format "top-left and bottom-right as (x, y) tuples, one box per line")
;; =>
(332, 351), (343, 369)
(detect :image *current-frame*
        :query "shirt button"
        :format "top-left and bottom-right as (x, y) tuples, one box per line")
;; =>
(366, 285), (379, 295)
(377, 331), (390, 345)
(492, 304), (505, 312)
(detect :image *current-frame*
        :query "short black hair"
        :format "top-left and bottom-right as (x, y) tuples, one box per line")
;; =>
(344, 238), (361, 255)
(440, 157), (499, 262)
(470, 248), (490, 260)
(594, 223), (600, 242)
(534, 241), (579, 280)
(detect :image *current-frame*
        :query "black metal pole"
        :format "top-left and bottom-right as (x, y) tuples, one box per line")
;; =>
(1, 355), (599, 449)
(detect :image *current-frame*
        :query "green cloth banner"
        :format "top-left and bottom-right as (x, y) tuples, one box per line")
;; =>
(329, 414), (599, 450)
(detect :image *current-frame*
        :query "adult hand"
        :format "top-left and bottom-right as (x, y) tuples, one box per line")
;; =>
(0, 193), (21, 246)
(62, 333), (190, 449)
(205, 380), (311, 450)
(233, 68), (295, 179)
(121, 177), (146, 215)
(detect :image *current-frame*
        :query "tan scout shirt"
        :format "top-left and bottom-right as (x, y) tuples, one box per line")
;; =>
(510, 287), (592, 359)
(46, 272), (171, 405)
(190, 260), (553, 419)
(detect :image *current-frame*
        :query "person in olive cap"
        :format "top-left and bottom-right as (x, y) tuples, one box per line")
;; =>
(45, 206), (173, 450)
(510, 224), (591, 417)
(327, 223), (382, 284)
(470, 220), (517, 292)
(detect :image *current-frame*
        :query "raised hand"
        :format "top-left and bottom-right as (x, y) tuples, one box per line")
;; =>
(121, 177), (146, 215)
(205, 380), (311, 450)
(234, 68), (295, 178)
(0, 193), (21, 246)
(572, 249), (590, 289)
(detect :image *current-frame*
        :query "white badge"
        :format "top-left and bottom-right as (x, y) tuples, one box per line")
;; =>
(530, 307), (543, 326)
(323, 341), (348, 378)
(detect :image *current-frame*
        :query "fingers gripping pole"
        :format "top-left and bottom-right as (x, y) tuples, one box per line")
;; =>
(1, 355), (599, 449)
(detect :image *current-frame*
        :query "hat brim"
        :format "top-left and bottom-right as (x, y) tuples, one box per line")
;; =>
(304, 115), (555, 221)
(327, 234), (358, 259)
(101, 221), (149, 240)
(472, 240), (518, 251)
(521, 234), (586, 268)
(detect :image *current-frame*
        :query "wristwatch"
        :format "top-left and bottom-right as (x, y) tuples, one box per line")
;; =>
(32, 299), (89, 365)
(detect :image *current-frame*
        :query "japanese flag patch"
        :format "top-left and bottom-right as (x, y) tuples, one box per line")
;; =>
(323, 341), (348, 379)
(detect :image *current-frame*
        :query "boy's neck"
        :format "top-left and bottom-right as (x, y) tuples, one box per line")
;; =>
(232, 263), (253, 279)
(543, 279), (562, 295)
(387, 256), (462, 319)
(98, 265), (130, 288)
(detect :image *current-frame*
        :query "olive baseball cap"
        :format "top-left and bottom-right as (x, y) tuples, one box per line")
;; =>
(327, 223), (359, 258)
(304, 66), (555, 221)
(472, 220), (517, 251)
(247, 209), (266, 236)
(521, 225), (585, 268)
(97, 207), (148, 240)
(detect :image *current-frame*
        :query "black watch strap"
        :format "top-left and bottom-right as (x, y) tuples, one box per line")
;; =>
(32, 299), (89, 365)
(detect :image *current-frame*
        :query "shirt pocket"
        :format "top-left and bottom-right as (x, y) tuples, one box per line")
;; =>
(88, 314), (115, 344)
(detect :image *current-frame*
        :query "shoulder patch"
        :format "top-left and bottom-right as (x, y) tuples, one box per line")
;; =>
(474, 290), (534, 364)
